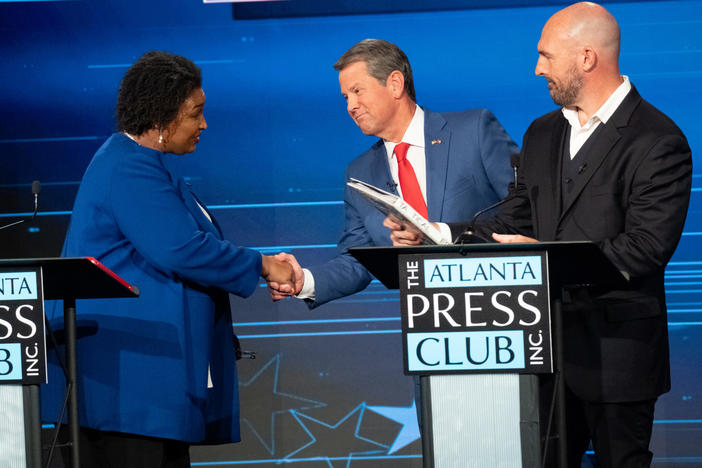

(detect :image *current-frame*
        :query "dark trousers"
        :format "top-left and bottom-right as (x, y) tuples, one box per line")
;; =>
(542, 380), (656, 468)
(58, 426), (190, 468)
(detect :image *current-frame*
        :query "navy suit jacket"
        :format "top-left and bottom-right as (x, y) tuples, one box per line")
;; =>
(42, 133), (262, 443)
(308, 108), (518, 308)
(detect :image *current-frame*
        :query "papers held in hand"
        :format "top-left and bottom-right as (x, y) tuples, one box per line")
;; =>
(346, 178), (447, 245)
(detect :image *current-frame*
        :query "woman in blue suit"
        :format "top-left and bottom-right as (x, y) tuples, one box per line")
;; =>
(42, 51), (295, 467)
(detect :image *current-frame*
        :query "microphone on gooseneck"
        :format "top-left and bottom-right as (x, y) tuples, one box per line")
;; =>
(0, 181), (40, 231)
(32, 180), (41, 219)
(453, 154), (521, 244)
(511, 153), (520, 186)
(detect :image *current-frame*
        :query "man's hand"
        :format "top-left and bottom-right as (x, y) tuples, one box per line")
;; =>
(260, 254), (296, 298)
(266, 252), (304, 301)
(383, 215), (432, 246)
(491, 233), (538, 243)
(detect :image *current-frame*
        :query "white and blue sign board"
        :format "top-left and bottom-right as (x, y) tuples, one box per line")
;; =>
(0, 267), (47, 384)
(400, 252), (553, 374)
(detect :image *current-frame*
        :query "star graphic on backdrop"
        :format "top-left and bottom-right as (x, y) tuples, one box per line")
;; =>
(367, 401), (421, 454)
(285, 403), (388, 468)
(239, 354), (325, 455)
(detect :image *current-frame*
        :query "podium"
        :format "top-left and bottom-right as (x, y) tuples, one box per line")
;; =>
(0, 257), (139, 468)
(351, 241), (626, 467)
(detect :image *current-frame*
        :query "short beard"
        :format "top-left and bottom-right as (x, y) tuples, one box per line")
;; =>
(549, 65), (583, 107)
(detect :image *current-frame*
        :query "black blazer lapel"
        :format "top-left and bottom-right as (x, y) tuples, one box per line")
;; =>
(557, 87), (641, 225)
(558, 125), (620, 224)
(531, 115), (566, 240)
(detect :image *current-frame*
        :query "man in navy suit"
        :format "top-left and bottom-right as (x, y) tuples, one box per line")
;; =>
(270, 39), (518, 306)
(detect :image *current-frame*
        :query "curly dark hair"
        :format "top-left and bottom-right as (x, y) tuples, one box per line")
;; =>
(116, 51), (202, 136)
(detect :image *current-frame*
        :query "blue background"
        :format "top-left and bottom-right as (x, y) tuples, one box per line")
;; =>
(1, 0), (700, 466)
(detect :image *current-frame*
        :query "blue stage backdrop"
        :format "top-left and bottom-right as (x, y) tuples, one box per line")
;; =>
(1, 0), (700, 466)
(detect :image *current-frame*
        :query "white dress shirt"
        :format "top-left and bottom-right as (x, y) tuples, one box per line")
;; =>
(298, 105), (452, 300)
(440, 76), (632, 242)
(384, 105), (428, 201)
(562, 76), (631, 157)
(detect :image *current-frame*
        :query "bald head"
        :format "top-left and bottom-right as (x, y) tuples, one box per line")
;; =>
(535, 2), (623, 113)
(545, 2), (620, 64)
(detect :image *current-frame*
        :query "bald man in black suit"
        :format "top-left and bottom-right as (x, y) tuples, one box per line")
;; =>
(386, 3), (692, 466)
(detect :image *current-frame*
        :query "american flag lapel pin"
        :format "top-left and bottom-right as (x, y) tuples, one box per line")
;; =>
(431, 139), (442, 145)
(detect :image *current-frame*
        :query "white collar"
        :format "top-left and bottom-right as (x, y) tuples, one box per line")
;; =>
(562, 76), (631, 130)
(122, 132), (138, 142)
(385, 105), (424, 157)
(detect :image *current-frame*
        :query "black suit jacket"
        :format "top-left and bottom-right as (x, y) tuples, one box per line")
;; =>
(452, 87), (692, 402)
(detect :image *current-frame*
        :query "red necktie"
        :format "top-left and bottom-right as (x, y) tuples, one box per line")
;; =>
(394, 142), (428, 219)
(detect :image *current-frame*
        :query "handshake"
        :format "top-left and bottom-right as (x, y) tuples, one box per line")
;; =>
(260, 253), (304, 301)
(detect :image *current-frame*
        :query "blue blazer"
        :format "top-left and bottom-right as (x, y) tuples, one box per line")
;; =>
(41, 133), (262, 443)
(307, 108), (519, 308)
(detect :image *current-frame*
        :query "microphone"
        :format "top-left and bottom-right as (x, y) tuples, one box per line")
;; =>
(452, 201), (501, 244)
(0, 180), (41, 231)
(453, 154), (521, 244)
(32, 180), (41, 219)
(386, 181), (398, 191)
(511, 153), (520, 186)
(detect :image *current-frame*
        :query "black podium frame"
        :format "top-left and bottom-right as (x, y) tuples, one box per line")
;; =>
(0, 257), (139, 468)
(351, 241), (626, 467)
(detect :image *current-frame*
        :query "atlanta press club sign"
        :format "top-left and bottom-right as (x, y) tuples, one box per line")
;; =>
(0, 267), (47, 384)
(399, 251), (553, 374)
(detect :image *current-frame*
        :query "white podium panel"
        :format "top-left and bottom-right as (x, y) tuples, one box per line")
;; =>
(428, 374), (521, 467)
(0, 385), (27, 468)
(423, 374), (540, 468)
